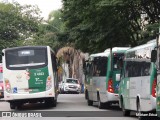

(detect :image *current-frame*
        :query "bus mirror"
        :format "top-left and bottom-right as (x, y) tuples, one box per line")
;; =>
(151, 50), (157, 62)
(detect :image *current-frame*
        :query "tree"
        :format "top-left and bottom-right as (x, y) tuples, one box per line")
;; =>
(61, 0), (160, 53)
(0, 2), (42, 50)
(33, 9), (69, 52)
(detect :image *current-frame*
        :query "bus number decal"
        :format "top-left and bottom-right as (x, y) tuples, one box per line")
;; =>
(34, 72), (45, 76)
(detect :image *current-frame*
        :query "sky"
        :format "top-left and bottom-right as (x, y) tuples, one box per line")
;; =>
(0, 0), (62, 20)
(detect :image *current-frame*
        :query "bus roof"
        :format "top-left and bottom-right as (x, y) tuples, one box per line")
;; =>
(89, 52), (109, 61)
(3, 46), (55, 55)
(90, 52), (109, 58)
(89, 47), (129, 61)
(90, 47), (130, 58)
(126, 39), (156, 53)
(104, 47), (130, 53)
(3, 46), (48, 51)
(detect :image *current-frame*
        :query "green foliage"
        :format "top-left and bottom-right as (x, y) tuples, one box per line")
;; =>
(33, 9), (69, 52)
(62, 0), (160, 53)
(0, 2), (42, 50)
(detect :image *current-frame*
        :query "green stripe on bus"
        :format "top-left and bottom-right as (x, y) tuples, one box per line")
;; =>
(28, 66), (49, 93)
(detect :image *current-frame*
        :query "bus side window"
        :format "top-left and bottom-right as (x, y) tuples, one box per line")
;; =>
(99, 58), (107, 76)
(141, 62), (150, 76)
(86, 63), (90, 75)
(126, 61), (132, 77)
(89, 63), (94, 76)
(93, 60), (99, 76)
(133, 62), (141, 77)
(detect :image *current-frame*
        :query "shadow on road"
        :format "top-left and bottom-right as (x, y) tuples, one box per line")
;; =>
(92, 102), (121, 111)
(15, 102), (58, 111)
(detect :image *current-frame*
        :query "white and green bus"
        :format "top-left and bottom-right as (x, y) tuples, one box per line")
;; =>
(119, 40), (157, 118)
(84, 47), (129, 109)
(151, 35), (160, 117)
(2, 46), (59, 109)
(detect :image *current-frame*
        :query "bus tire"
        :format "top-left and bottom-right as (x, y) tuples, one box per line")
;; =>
(137, 101), (143, 120)
(97, 94), (104, 109)
(121, 97), (130, 116)
(10, 102), (16, 109)
(87, 99), (93, 106)
(105, 102), (110, 109)
(16, 104), (23, 110)
(85, 90), (88, 100)
(87, 92), (93, 106)
(45, 98), (51, 107)
(47, 98), (57, 107)
(52, 99), (57, 107)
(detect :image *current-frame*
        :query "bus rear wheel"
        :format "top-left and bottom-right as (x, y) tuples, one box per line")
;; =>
(87, 99), (93, 106)
(52, 99), (57, 107)
(10, 102), (16, 109)
(85, 90), (88, 100)
(137, 102), (143, 120)
(97, 95), (104, 109)
(45, 98), (57, 107)
(121, 98), (130, 116)
(16, 104), (23, 110)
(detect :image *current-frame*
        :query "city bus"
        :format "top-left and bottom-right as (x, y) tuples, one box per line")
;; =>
(2, 46), (59, 109)
(119, 40), (157, 118)
(84, 47), (129, 109)
(151, 35), (160, 117)
(0, 63), (4, 98)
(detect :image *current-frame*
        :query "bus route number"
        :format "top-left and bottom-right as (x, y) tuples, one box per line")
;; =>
(34, 72), (44, 76)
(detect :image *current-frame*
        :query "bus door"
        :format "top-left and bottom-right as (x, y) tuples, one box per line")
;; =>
(157, 74), (160, 116)
(112, 53), (124, 94)
(87, 62), (94, 100)
(119, 60), (131, 109)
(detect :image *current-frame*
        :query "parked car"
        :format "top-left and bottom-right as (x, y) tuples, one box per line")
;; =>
(0, 63), (3, 98)
(61, 78), (81, 94)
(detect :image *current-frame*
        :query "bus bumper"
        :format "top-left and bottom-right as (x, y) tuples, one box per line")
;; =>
(101, 92), (119, 103)
(150, 96), (156, 110)
(4, 88), (55, 101)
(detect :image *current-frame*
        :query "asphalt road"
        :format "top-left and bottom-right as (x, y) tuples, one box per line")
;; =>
(0, 94), (158, 120)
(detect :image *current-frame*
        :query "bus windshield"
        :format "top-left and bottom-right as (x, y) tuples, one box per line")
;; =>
(6, 48), (47, 70)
